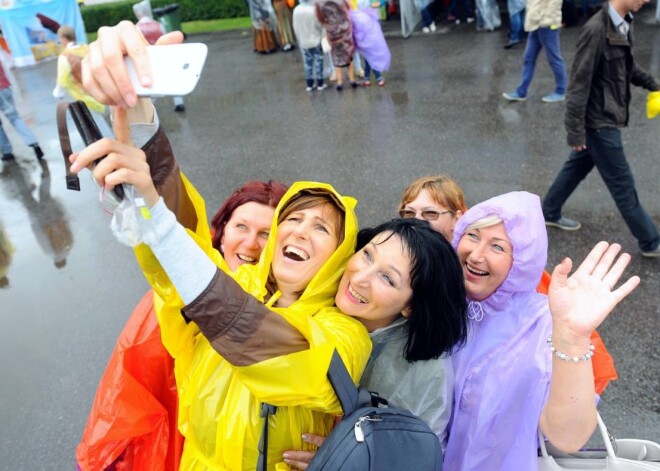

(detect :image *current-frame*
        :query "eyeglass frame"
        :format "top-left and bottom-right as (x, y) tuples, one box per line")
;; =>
(398, 208), (455, 221)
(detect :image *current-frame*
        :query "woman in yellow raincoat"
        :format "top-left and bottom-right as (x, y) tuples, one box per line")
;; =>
(70, 105), (372, 470)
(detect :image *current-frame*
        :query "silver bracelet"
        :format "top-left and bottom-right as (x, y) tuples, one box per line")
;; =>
(547, 335), (595, 362)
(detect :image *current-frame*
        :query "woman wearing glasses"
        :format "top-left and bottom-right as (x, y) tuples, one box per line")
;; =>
(398, 175), (466, 242)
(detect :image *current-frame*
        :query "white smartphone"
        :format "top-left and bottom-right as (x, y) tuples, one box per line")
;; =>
(125, 43), (208, 97)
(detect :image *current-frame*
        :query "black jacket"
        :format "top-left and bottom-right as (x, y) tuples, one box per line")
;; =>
(565, 3), (660, 147)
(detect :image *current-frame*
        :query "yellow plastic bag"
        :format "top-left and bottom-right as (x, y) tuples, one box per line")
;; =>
(647, 91), (660, 119)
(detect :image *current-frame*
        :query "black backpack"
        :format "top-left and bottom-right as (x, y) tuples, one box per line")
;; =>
(306, 350), (443, 470)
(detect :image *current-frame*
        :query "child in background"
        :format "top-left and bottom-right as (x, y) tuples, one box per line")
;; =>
(52, 26), (112, 137)
(293, 0), (328, 91)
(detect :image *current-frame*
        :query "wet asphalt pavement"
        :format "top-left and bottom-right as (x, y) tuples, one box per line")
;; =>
(1, 8), (659, 469)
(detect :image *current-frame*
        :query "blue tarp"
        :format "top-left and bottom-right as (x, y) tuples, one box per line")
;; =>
(0, 0), (86, 67)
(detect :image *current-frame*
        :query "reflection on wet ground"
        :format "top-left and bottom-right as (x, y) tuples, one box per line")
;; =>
(1, 7), (659, 469)
(1, 159), (73, 276)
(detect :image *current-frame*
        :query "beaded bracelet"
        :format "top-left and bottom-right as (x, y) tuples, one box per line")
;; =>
(547, 336), (595, 362)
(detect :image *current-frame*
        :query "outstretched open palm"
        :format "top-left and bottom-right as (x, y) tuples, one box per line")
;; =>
(548, 242), (640, 338)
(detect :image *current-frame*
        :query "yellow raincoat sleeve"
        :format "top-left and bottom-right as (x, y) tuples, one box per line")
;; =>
(133, 172), (225, 379)
(125, 124), (224, 375)
(233, 308), (371, 413)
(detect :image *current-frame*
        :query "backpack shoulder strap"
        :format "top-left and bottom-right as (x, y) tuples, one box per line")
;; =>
(327, 349), (360, 416)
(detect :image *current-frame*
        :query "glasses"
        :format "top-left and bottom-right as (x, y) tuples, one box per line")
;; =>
(399, 209), (454, 221)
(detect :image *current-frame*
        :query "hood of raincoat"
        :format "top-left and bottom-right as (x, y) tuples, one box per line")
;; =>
(445, 191), (553, 471)
(451, 191), (548, 311)
(233, 181), (358, 306)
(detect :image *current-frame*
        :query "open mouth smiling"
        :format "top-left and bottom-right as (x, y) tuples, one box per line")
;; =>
(347, 283), (368, 304)
(465, 263), (488, 277)
(283, 246), (310, 262)
(237, 254), (257, 263)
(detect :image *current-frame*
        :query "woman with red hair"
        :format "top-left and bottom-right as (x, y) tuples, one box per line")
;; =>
(76, 180), (287, 471)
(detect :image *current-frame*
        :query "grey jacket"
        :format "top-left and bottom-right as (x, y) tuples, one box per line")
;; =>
(565, 3), (660, 147)
(359, 318), (453, 452)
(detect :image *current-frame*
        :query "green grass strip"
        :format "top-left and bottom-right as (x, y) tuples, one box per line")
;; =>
(86, 17), (252, 42)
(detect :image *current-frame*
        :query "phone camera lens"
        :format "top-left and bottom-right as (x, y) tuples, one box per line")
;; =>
(183, 63), (190, 70)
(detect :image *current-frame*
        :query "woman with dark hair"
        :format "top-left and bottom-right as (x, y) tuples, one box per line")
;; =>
(283, 218), (468, 469)
(76, 179), (287, 471)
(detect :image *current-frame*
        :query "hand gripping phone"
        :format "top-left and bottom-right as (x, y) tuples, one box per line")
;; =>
(124, 43), (208, 97)
(57, 100), (125, 200)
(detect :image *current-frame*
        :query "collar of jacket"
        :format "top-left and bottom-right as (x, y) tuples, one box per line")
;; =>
(602, 2), (633, 47)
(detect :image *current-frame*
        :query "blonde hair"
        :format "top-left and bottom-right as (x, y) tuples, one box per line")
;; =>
(400, 175), (467, 214)
(466, 214), (503, 230)
(57, 26), (76, 42)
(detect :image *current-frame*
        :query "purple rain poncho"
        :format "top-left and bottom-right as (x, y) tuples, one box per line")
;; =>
(349, 8), (391, 72)
(444, 192), (553, 471)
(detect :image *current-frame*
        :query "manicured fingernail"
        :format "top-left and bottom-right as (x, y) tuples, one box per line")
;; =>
(282, 452), (290, 459)
(70, 161), (79, 172)
(302, 433), (309, 441)
(141, 75), (152, 87)
(283, 459), (291, 465)
(124, 92), (137, 107)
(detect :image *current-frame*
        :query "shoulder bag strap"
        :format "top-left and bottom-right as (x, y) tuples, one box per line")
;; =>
(255, 349), (359, 469)
(327, 349), (360, 416)
(56, 101), (80, 192)
(257, 402), (277, 471)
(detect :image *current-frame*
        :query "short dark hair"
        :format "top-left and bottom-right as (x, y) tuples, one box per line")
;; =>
(356, 218), (468, 362)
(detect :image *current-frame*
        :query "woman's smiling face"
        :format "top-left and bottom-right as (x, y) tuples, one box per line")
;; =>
(220, 202), (275, 272)
(335, 232), (413, 332)
(456, 223), (513, 301)
(272, 202), (341, 295)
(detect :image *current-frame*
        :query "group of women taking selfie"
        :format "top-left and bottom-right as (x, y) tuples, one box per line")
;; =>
(75, 22), (640, 471)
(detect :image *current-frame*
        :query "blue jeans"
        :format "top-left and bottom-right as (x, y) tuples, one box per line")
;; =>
(363, 60), (382, 81)
(421, 6), (433, 26)
(516, 28), (567, 97)
(543, 128), (660, 251)
(302, 45), (324, 87)
(0, 87), (38, 154)
(508, 9), (525, 42)
(449, 0), (473, 19)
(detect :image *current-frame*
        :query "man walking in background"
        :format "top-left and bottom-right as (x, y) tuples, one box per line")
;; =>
(542, 0), (660, 257)
(0, 58), (44, 161)
(502, 0), (567, 103)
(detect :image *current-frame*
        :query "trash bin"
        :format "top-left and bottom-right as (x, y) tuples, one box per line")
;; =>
(153, 4), (182, 33)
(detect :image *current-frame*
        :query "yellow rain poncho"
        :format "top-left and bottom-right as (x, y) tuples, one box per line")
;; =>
(134, 179), (371, 470)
